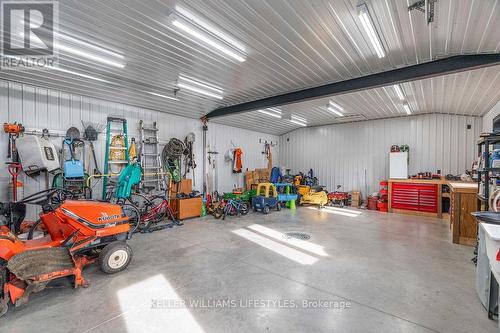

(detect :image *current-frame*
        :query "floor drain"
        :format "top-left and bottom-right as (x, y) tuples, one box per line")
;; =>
(283, 232), (311, 240)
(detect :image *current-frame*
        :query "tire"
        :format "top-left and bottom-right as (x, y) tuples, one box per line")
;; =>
(240, 203), (249, 215)
(98, 242), (133, 274)
(277, 202), (281, 211)
(0, 259), (9, 318)
(0, 259), (7, 299)
(121, 204), (142, 234)
(263, 206), (270, 214)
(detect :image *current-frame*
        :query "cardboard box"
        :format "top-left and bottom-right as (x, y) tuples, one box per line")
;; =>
(255, 168), (271, 182)
(351, 191), (361, 201)
(170, 197), (202, 220)
(351, 200), (361, 207)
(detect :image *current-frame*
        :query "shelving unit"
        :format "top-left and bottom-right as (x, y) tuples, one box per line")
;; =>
(476, 134), (500, 211)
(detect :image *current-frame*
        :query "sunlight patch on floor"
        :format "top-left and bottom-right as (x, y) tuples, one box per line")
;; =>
(247, 224), (328, 257)
(232, 228), (318, 265)
(117, 274), (205, 333)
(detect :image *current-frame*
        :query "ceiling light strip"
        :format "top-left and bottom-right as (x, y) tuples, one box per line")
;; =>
(290, 119), (307, 127)
(177, 82), (223, 100)
(358, 4), (385, 58)
(175, 6), (246, 52)
(258, 110), (282, 118)
(57, 43), (125, 68)
(147, 91), (179, 101)
(171, 7), (247, 62)
(403, 103), (412, 115)
(178, 75), (223, 94)
(57, 33), (124, 59)
(393, 84), (405, 100)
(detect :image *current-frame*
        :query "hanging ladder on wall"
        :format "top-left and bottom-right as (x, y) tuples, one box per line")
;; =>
(102, 117), (129, 200)
(139, 120), (165, 192)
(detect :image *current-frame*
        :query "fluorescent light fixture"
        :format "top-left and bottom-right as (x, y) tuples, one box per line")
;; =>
(357, 3), (385, 58)
(258, 108), (282, 118)
(393, 84), (405, 101)
(292, 115), (307, 123)
(57, 43), (125, 68)
(290, 120), (307, 127)
(171, 6), (247, 62)
(19, 30), (125, 68)
(403, 102), (412, 115)
(290, 114), (307, 127)
(147, 91), (179, 101)
(57, 32), (125, 59)
(175, 6), (246, 52)
(177, 75), (224, 100)
(327, 101), (344, 116)
(53, 67), (110, 82)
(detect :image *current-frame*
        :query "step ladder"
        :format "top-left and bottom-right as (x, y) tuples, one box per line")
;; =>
(102, 117), (129, 200)
(139, 120), (166, 192)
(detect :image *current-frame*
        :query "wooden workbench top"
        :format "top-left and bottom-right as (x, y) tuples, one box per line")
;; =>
(389, 178), (447, 185)
(447, 181), (477, 193)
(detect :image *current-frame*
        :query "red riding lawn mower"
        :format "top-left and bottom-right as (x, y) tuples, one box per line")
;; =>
(0, 188), (137, 317)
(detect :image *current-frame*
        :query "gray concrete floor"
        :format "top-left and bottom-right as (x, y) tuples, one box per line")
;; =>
(0, 207), (496, 333)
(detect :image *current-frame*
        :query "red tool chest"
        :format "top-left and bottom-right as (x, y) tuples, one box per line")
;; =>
(391, 183), (438, 213)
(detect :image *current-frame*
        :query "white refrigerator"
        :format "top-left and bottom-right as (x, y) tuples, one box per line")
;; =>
(390, 152), (408, 179)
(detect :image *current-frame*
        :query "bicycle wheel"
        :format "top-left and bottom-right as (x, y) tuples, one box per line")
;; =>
(240, 202), (249, 215)
(121, 203), (142, 234)
(129, 193), (153, 215)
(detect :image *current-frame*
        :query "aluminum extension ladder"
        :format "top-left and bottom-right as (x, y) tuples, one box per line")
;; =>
(139, 120), (166, 192)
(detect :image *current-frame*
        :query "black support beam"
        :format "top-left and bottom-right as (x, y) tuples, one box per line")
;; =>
(205, 54), (500, 119)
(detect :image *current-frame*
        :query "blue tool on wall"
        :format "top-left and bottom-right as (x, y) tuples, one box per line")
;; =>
(63, 137), (85, 178)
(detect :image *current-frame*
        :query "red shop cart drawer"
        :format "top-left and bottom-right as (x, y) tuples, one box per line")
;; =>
(391, 183), (438, 213)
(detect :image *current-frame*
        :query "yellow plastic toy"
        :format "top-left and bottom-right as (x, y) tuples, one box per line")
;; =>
(300, 186), (328, 207)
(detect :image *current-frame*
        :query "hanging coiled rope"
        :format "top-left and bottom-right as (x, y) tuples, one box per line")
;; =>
(162, 138), (185, 183)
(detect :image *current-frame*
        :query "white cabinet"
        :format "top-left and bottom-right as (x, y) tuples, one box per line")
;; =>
(390, 152), (408, 179)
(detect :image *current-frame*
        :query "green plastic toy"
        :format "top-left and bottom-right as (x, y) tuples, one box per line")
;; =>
(114, 162), (142, 200)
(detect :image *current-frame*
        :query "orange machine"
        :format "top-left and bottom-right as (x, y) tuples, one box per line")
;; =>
(0, 188), (136, 317)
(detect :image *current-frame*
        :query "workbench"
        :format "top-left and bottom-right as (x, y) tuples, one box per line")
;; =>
(388, 178), (478, 246)
(448, 182), (478, 246)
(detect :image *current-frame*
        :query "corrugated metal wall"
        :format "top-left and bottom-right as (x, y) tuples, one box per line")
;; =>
(0, 80), (278, 206)
(482, 101), (500, 132)
(279, 114), (481, 197)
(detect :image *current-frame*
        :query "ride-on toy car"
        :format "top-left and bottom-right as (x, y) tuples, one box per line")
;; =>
(0, 188), (134, 317)
(252, 183), (281, 214)
(300, 186), (328, 207)
(327, 185), (350, 207)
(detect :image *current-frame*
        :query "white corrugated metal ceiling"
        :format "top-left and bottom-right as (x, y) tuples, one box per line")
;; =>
(1, 0), (499, 134)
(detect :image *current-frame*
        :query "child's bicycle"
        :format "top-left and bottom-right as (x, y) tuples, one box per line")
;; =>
(214, 198), (249, 220)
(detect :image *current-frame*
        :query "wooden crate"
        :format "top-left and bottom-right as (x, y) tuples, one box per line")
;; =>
(170, 197), (202, 220)
(170, 179), (192, 199)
